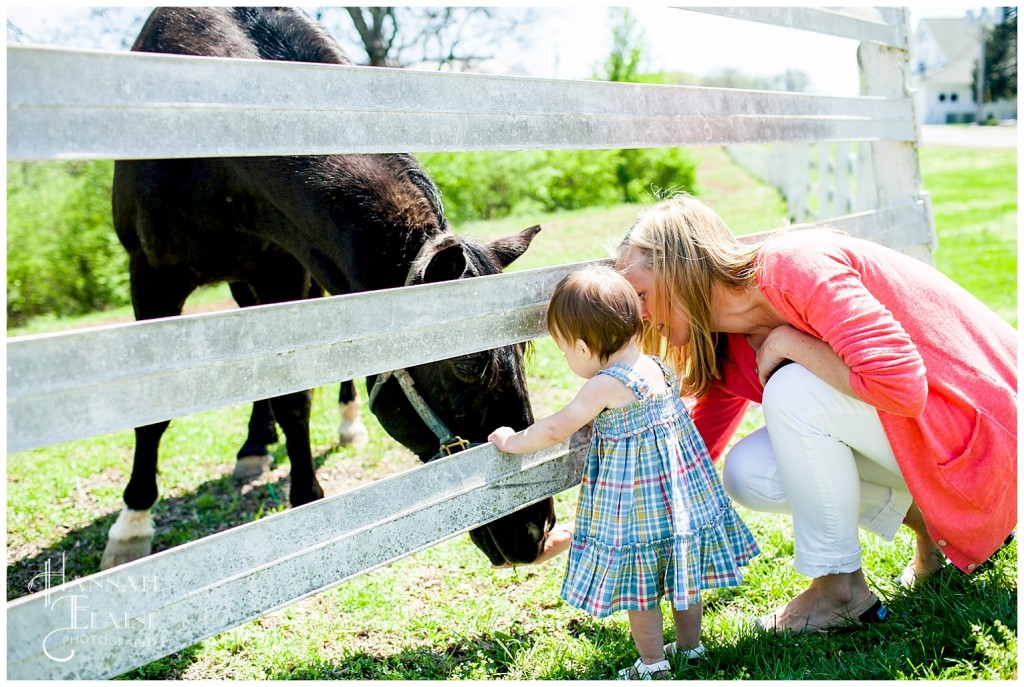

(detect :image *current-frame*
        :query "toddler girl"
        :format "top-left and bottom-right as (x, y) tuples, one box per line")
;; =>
(489, 265), (759, 679)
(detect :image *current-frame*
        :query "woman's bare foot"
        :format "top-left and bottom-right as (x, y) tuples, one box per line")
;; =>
(898, 502), (945, 586)
(491, 523), (574, 569)
(758, 570), (878, 633)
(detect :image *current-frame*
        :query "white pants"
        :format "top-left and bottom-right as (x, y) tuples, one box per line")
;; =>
(721, 364), (913, 577)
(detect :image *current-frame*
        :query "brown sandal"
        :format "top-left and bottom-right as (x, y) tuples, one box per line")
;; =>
(756, 592), (888, 634)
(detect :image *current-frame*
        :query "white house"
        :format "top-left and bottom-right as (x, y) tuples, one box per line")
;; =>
(911, 12), (1017, 124)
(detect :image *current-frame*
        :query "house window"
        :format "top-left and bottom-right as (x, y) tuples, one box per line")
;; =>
(938, 93), (947, 102)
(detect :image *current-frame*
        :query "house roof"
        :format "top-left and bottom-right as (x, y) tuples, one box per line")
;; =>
(915, 17), (982, 84)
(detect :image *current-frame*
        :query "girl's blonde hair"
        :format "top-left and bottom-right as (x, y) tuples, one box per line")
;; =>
(615, 193), (761, 396)
(546, 265), (642, 362)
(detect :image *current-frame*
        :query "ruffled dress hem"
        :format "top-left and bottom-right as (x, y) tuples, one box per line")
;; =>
(560, 501), (760, 618)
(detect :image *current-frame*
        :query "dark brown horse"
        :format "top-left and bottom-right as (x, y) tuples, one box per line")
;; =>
(103, 6), (553, 570)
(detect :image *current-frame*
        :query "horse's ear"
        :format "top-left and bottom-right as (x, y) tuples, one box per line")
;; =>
(488, 225), (542, 270)
(419, 237), (468, 284)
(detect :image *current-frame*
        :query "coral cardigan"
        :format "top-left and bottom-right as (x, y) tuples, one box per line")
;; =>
(691, 229), (1017, 573)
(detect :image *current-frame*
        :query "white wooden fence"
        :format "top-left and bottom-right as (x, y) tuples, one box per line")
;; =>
(6, 7), (933, 680)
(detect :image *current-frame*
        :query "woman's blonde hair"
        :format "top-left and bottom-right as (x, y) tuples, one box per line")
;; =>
(615, 193), (761, 396)
(546, 265), (642, 362)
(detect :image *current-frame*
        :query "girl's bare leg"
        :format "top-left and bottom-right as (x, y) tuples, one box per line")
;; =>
(627, 607), (666, 665)
(670, 602), (703, 650)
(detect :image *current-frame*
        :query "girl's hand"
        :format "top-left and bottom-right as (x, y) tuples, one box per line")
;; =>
(488, 426), (516, 452)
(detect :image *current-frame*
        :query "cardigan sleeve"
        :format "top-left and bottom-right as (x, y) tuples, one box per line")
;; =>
(760, 245), (928, 417)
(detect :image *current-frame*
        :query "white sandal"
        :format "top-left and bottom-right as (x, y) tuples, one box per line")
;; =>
(664, 641), (706, 662)
(616, 643), (706, 679)
(616, 657), (671, 680)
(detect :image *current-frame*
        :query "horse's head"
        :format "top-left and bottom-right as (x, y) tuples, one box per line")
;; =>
(368, 224), (555, 565)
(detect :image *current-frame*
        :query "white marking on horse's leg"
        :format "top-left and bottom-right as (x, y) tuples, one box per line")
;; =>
(100, 508), (155, 570)
(338, 399), (369, 447)
(233, 454), (273, 480)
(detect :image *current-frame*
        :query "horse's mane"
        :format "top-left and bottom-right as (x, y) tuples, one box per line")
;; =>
(231, 7), (351, 65)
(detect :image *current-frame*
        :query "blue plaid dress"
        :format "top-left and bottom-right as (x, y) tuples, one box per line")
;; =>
(560, 357), (759, 618)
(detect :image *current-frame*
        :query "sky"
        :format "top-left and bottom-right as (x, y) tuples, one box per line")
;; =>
(6, 5), (989, 97)
(493, 5), (987, 96)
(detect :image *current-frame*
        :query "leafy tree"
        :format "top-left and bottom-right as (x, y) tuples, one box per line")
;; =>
(7, 161), (129, 325)
(596, 9), (697, 203)
(973, 7), (1017, 103)
(603, 7), (644, 82)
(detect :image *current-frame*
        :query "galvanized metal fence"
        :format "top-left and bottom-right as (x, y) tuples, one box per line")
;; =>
(6, 7), (933, 679)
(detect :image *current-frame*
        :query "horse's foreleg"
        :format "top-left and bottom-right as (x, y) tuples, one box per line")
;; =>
(270, 390), (324, 506)
(337, 380), (369, 447)
(245, 261), (323, 505)
(233, 398), (278, 480)
(101, 420), (167, 570)
(229, 282), (279, 479)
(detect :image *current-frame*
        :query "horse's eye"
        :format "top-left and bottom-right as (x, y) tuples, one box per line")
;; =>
(454, 359), (485, 378)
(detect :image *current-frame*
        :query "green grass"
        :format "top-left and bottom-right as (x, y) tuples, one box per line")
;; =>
(922, 146), (1017, 326)
(6, 145), (1016, 680)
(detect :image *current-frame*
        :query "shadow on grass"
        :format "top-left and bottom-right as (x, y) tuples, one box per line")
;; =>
(690, 543), (1017, 680)
(282, 543), (1014, 681)
(116, 645), (204, 680)
(29, 543), (1015, 680)
(265, 625), (637, 680)
(7, 442), (344, 603)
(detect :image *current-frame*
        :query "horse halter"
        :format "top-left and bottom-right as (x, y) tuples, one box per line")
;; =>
(365, 234), (481, 460)
(365, 234), (487, 461)
(366, 368), (472, 462)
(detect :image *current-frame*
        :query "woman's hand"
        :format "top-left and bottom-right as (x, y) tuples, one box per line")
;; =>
(755, 324), (856, 397)
(756, 325), (800, 386)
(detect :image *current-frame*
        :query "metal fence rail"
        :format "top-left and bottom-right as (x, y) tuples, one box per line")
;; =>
(8, 261), (586, 452)
(9, 197), (933, 454)
(6, 6), (934, 680)
(8, 45), (916, 161)
(7, 431), (590, 679)
(687, 6), (907, 47)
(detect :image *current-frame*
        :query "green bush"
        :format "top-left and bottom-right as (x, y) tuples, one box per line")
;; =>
(7, 160), (130, 326)
(6, 149), (697, 324)
(419, 148), (697, 224)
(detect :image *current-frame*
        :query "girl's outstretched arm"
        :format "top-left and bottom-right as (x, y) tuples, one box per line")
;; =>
(489, 374), (622, 454)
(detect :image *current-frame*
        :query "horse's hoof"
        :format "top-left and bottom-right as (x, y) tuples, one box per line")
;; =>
(338, 421), (369, 448)
(338, 401), (369, 448)
(290, 481), (325, 507)
(101, 509), (155, 570)
(100, 538), (153, 570)
(233, 454), (273, 480)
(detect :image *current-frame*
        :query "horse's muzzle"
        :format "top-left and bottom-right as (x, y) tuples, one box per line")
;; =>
(469, 500), (555, 565)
